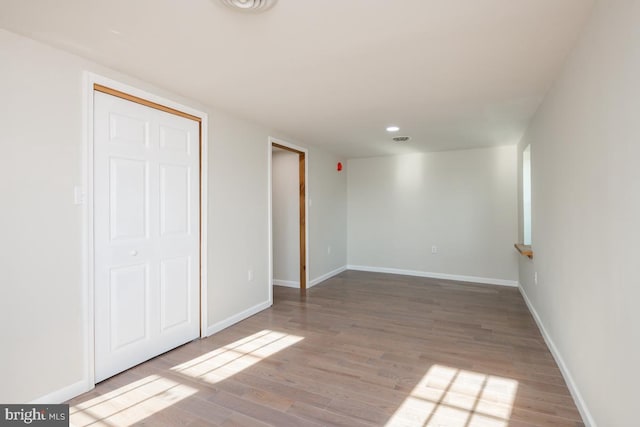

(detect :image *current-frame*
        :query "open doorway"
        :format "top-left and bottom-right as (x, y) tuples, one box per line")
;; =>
(269, 139), (308, 294)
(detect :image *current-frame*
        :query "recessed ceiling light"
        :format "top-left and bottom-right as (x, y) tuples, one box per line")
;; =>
(386, 126), (400, 132)
(219, 0), (277, 12)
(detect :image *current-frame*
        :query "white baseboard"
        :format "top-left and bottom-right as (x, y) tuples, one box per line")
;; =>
(272, 279), (299, 288)
(206, 300), (272, 337)
(273, 266), (347, 289)
(518, 284), (596, 427)
(346, 265), (518, 287)
(309, 265), (347, 287)
(30, 378), (92, 404)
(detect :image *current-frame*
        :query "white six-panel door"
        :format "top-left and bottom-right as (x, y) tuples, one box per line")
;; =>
(94, 91), (200, 382)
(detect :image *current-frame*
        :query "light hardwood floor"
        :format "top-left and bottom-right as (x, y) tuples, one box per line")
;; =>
(68, 271), (584, 426)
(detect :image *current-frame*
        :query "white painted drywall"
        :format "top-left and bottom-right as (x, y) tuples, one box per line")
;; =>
(0, 29), (347, 403)
(272, 150), (300, 284)
(347, 146), (518, 283)
(517, 1), (640, 425)
(308, 149), (348, 282)
(0, 29), (86, 404)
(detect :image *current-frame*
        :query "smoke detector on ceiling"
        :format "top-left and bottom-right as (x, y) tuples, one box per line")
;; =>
(219, 0), (278, 12)
(392, 136), (411, 142)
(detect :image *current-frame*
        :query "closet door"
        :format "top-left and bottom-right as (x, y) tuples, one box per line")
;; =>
(94, 91), (200, 382)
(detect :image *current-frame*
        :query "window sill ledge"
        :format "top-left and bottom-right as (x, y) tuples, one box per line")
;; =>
(514, 243), (533, 259)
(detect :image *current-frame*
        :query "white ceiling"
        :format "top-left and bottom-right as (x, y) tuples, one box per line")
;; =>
(0, 0), (594, 158)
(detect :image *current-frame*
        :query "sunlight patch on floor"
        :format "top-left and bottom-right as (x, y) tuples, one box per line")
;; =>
(70, 374), (198, 426)
(69, 330), (303, 426)
(386, 364), (518, 427)
(171, 329), (304, 384)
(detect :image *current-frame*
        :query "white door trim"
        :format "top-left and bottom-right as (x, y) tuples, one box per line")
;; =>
(82, 72), (208, 390)
(267, 137), (309, 303)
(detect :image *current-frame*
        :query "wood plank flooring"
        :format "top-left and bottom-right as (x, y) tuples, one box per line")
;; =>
(68, 271), (584, 426)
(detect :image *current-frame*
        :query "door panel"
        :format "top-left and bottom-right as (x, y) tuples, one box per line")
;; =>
(109, 158), (148, 240)
(160, 164), (190, 236)
(94, 91), (200, 382)
(110, 264), (148, 350)
(109, 112), (149, 146)
(160, 256), (191, 331)
(160, 125), (190, 153)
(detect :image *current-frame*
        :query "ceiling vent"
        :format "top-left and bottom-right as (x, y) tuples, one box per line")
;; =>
(392, 136), (411, 142)
(220, 0), (277, 12)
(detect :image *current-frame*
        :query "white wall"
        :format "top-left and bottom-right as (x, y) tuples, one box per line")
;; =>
(0, 29), (86, 404)
(347, 146), (518, 284)
(0, 29), (347, 403)
(272, 150), (300, 284)
(308, 149), (347, 283)
(516, 1), (640, 425)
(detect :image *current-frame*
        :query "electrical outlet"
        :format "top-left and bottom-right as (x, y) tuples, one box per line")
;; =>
(431, 245), (438, 254)
(248, 269), (254, 282)
(534, 272), (538, 285)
